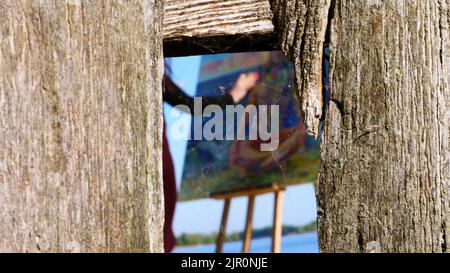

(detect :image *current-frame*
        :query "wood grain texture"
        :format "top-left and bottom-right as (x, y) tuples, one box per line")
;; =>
(163, 0), (277, 56)
(164, 0), (274, 40)
(317, 0), (450, 253)
(271, 0), (332, 138)
(0, 0), (164, 252)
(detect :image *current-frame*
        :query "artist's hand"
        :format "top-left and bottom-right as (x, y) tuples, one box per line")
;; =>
(229, 72), (259, 103)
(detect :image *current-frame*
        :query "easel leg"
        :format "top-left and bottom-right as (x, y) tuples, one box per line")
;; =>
(216, 198), (231, 253)
(242, 195), (255, 253)
(271, 190), (283, 253)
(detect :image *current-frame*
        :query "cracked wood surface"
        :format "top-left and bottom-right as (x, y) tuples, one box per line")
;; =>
(317, 0), (450, 253)
(271, 0), (331, 137)
(0, 1), (164, 252)
(163, 0), (277, 56)
(164, 0), (274, 40)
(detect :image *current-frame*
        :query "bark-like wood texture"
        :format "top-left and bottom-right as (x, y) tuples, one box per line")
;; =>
(317, 0), (450, 252)
(271, 0), (331, 137)
(164, 0), (273, 39)
(163, 0), (276, 56)
(0, 1), (164, 252)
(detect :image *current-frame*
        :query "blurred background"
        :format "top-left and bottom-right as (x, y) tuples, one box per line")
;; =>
(164, 55), (319, 253)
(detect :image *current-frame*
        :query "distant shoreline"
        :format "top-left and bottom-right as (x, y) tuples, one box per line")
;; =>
(176, 221), (317, 247)
(175, 231), (317, 249)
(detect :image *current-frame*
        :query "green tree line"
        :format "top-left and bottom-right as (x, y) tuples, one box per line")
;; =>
(177, 221), (317, 247)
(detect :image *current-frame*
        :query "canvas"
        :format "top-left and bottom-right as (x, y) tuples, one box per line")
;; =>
(178, 51), (321, 201)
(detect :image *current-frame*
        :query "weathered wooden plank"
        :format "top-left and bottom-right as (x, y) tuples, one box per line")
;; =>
(163, 0), (277, 56)
(272, 0), (332, 137)
(164, 0), (274, 39)
(318, 0), (450, 253)
(0, 0), (164, 252)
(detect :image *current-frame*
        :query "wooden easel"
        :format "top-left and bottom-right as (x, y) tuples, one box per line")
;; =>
(211, 184), (286, 253)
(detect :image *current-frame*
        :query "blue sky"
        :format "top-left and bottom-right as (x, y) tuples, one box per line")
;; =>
(164, 55), (317, 235)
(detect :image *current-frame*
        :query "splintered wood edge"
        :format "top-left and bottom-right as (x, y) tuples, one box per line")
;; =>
(163, 0), (274, 39)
